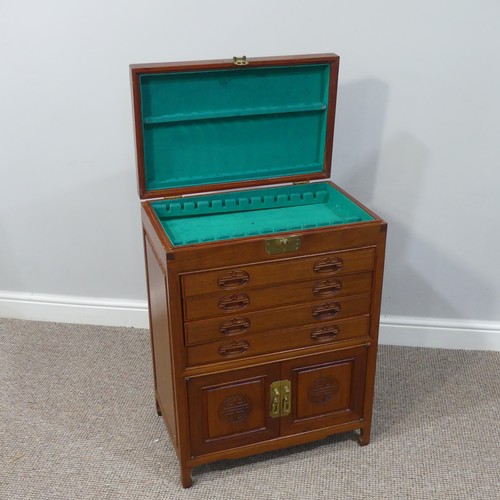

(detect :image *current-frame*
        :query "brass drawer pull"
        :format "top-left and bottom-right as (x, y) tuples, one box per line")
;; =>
(313, 279), (342, 297)
(218, 340), (250, 357)
(313, 257), (343, 274)
(219, 317), (251, 335)
(218, 293), (250, 312)
(217, 270), (250, 289)
(312, 302), (341, 320)
(311, 326), (339, 342)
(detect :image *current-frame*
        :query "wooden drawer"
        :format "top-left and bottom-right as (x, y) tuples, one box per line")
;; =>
(181, 248), (375, 297)
(185, 294), (371, 346)
(183, 272), (372, 321)
(186, 315), (370, 366)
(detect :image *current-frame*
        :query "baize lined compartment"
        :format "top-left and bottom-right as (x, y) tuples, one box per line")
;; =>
(152, 183), (374, 246)
(139, 64), (330, 191)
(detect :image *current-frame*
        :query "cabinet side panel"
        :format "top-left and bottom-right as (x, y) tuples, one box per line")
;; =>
(359, 223), (387, 444)
(145, 235), (177, 446)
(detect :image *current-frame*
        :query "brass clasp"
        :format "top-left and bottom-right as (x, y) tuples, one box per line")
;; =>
(233, 56), (249, 66)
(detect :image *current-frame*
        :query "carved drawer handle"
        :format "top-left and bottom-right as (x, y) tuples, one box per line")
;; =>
(219, 317), (251, 335)
(313, 279), (342, 297)
(217, 270), (250, 289)
(313, 257), (343, 274)
(218, 340), (250, 357)
(311, 326), (339, 342)
(312, 302), (341, 320)
(218, 293), (250, 312)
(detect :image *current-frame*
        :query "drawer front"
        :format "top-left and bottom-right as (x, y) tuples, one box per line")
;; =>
(185, 294), (371, 346)
(183, 272), (373, 321)
(186, 316), (370, 366)
(181, 248), (375, 297)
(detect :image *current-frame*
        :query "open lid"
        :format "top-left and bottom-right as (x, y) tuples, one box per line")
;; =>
(130, 54), (339, 199)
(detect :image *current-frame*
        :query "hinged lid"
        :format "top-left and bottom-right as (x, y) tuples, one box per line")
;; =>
(130, 54), (339, 199)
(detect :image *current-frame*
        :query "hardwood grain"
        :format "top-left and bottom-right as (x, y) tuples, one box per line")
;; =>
(186, 316), (370, 366)
(181, 246), (375, 297)
(185, 294), (371, 346)
(183, 273), (372, 321)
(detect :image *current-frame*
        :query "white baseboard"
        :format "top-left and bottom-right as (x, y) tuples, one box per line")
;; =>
(379, 315), (500, 351)
(1, 291), (499, 350)
(0, 291), (149, 328)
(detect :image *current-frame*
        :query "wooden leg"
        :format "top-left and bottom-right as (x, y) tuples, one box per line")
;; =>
(155, 398), (162, 416)
(181, 464), (192, 488)
(357, 426), (371, 446)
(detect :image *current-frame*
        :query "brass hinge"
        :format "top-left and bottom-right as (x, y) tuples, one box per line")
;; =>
(270, 380), (291, 418)
(164, 195), (183, 200)
(293, 180), (310, 185)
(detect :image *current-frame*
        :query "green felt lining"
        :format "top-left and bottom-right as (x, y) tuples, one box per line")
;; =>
(152, 183), (373, 246)
(139, 64), (330, 191)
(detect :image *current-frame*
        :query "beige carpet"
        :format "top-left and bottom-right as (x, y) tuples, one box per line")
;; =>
(1, 318), (499, 499)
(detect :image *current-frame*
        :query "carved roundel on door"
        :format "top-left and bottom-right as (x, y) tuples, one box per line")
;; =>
(218, 394), (253, 423)
(308, 377), (339, 404)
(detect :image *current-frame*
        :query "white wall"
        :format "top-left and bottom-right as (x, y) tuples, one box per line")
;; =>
(1, 1), (499, 348)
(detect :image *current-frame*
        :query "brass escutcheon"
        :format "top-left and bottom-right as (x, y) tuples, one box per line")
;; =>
(270, 380), (291, 417)
(265, 235), (301, 254)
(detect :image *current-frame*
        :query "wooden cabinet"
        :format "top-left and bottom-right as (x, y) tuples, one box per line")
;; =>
(142, 225), (385, 487)
(132, 54), (387, 487)
(187, 346), (368, 457)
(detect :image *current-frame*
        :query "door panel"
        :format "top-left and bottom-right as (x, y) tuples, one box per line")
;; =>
(295, 362), (352, 419)
(187, 364), (280, 457)
(280, 346), (367, 435)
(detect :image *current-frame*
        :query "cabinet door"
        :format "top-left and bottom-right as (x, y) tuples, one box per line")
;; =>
(280, 346), (368, 436)
(187, 364), (281, 457)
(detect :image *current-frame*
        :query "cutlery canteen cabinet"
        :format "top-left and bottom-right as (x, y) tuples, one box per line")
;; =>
(130, 53), (387, 487)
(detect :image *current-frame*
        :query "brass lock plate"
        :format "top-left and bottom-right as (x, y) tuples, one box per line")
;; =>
(270, 380), (292, 418)
(265, 236), (301, 255)
(281, 380), (291, 417)
(270, 381), (281, 418)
